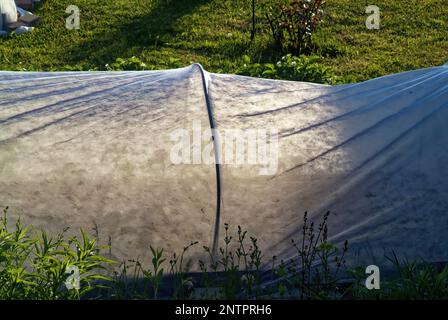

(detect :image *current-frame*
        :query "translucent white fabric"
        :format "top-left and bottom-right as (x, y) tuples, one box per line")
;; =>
(1, 64), (447, 267)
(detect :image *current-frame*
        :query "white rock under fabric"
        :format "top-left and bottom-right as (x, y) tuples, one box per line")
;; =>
(0, 64), (447, 269)
(0, 0), (17, 30)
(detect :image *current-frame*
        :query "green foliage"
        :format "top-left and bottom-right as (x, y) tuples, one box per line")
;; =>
(108, 259), (142, 299)
(105, 52), (334, 84)
(169, 241), (198, 299)
(144, 246), (166, 299)
(0, 207), (114, 300)
(271, 211), (349, 299)
(266, 0), (326, 55)
(198, 224), (263, 299)
(348, 252), (448, 300)
(238, 54), (334, 83)
(106, 56), (151, 71)
(3, 205), (448, 300)
(105, 55), (185, 71)
(0, 0), (446, 82)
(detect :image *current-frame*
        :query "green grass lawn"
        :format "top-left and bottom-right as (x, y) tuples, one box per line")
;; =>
(0, 0), (447, 82)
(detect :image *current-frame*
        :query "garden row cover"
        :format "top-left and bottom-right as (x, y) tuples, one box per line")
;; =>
(0, 64), (447, 268)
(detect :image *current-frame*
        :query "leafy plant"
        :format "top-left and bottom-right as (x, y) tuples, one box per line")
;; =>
(238, 54), (334, 83)
(141, 246), (166, 299)
(0, 207), (114, 300)
(106, 56), (151, 71)
(266, 0), (326, 55)
(198, 224), (263, 299)
(270, 211), (349, 299)
(109, 259), (143, 299)
(348, 252), (448, 300)
(4, 205), (448, 300)
(169, 241), (198, 299)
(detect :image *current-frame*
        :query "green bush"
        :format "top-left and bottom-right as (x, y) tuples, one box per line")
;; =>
(237, 54), (334, 84)
(266, 0), (326, 55)
(107, 212), (349, 300)
(197, 224), (264, 299)
(348, 252), (448, 300)
(3, 205), (448, 300)
(0, 207), (113, 300)
(105, 56), (185, 71)
(105, 56), (152, 71)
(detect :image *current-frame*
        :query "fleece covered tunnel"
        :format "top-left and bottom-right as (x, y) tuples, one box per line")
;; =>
(0, 64), (447, 268)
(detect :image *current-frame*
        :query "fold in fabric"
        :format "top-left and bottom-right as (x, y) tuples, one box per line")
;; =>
(0, 64), (447, 268)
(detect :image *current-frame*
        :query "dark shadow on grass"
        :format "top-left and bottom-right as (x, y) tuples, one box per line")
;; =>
(64, 0), (282, 71)
(65, 0), (211, 68)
